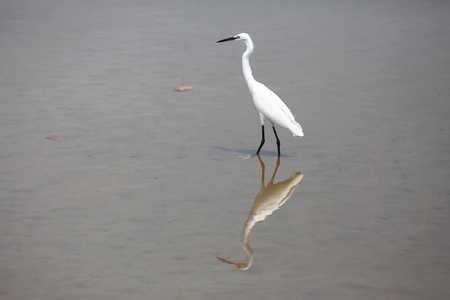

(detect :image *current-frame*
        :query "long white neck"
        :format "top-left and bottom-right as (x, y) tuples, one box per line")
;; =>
(242, 38), (257, 91)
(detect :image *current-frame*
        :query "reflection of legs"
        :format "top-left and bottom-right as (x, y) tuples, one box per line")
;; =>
(269, 155), (281, 184)
(256, 125), (265, 154)
(256, 154), (265, 189)
(272, 126), (281, 157)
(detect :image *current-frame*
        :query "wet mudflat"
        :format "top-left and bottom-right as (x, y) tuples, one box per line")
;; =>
(1, 1), (449, 299)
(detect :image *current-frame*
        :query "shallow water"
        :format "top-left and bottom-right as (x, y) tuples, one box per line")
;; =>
(1, 0), (449, 299)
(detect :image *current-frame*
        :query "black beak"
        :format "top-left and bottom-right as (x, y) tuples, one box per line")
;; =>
(217, 36), (237, 43)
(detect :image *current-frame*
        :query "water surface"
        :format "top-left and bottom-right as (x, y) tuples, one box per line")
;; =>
(1, 0), (449, 299)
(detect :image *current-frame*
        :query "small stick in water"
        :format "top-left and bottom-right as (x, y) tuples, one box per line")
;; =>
(175, 77), (192, 91)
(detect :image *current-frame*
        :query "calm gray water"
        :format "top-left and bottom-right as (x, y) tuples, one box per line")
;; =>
(1, 0), (449, 299)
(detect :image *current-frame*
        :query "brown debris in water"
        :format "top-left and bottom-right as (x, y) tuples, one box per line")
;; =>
(175, 77), (192, 91)
(46, 135), (63, 141)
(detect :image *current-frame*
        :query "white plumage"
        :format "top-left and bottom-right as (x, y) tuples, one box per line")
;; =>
(217, 33), (303, 156)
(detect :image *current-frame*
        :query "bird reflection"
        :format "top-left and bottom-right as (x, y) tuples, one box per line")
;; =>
(217, 155), (303, 270)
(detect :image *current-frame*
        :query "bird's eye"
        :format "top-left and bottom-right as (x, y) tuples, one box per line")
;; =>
(235, 36), (240, 39)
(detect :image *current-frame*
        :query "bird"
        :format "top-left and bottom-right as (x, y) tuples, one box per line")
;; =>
(217, 33), (304, 157)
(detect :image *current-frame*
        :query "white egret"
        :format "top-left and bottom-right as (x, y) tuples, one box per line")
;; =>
(217, 33), (304, 157)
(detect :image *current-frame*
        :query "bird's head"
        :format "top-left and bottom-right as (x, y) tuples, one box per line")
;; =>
(217, 33), (251, 44)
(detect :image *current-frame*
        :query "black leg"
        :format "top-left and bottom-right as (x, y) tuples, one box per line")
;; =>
(272, 126), (281, 157)
(256, 125), (265, 154)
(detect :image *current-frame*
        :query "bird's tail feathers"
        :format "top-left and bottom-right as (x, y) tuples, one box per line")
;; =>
(290, 122), (304, 137)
